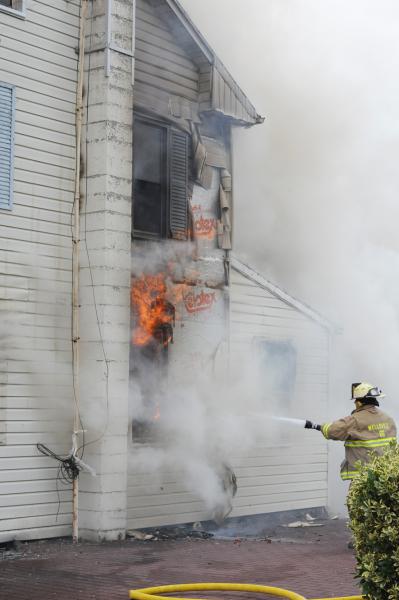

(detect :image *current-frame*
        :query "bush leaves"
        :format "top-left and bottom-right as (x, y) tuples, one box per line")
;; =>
(348, 442), (399, 600)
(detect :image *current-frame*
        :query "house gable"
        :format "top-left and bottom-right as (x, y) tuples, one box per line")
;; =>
(136, 0), (263, 126)
(135, 0), (201, 120)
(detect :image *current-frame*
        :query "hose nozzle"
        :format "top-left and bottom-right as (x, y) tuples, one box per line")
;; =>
(304, 420), (321, 431)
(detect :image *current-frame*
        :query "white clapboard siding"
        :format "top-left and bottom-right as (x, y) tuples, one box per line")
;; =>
(134, 0), (200, 115)
(228, 263), (330, 515)
(0, 0), (79, 541)
(0, 491), (71, 508)
(127, 441), (328, 530)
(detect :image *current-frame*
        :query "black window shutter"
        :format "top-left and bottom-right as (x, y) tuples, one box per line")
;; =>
(169, 129), (188, 240)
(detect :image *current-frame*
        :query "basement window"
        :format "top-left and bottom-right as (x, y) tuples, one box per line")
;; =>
(133, 117), (189, 241)
(0, 0), (26, 17)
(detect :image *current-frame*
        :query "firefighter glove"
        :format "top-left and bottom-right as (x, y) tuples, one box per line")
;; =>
(305, 420), (321, 431)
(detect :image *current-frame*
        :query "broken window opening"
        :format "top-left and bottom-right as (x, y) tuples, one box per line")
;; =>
(130, 340), (170, 443)
(130, 272), (176, 443)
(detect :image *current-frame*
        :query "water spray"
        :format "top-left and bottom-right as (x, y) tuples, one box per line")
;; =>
(250, 413), (307, 427)
(271, 416), (307, 427)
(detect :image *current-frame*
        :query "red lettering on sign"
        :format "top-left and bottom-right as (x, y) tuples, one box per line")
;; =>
(184, 290), (217, 313)
(194, 215), (217, 239)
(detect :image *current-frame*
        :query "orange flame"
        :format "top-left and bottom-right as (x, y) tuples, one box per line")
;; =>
(131, 270), (197, 347)
(131, 273), (171, 346)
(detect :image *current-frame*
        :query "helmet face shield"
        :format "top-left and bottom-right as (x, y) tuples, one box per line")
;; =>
(352, 382), (385, 400)
(366, 387), (381, 397)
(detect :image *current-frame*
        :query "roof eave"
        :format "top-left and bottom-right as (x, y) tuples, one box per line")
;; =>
(164, 0), (264, 127)
(200, 108), (265, 127)
(231, 255), (340, 334)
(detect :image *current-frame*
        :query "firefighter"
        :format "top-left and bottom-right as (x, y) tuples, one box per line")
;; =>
(304, 382), (397, 482)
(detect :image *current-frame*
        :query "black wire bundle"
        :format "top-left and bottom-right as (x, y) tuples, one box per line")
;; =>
(37, 443), (80, 483)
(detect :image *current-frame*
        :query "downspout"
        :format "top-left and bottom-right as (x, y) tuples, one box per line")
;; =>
(72, 0), (89, 544)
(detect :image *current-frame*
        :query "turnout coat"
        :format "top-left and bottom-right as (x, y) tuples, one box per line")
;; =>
(321, 404), (397, 480)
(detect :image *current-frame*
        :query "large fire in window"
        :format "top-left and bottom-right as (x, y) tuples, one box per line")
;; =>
(131, 273), (176, 349)
(130, 271), (187, 439)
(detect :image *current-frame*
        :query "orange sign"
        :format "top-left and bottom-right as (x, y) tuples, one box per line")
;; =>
(194, 215), (217, 239)
(184, 290), (217, 313)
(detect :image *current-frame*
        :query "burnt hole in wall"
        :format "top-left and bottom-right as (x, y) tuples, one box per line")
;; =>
(130, 271), (178, 441)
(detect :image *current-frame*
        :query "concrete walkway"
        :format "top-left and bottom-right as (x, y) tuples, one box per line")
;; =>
(0, 520), (360, 600)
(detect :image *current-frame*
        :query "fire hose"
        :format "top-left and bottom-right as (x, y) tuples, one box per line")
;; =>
(129, 583), (363, 600)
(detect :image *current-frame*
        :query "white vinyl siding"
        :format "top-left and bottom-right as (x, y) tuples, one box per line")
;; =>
(228, 266), (330, 515)
(127, 443), (327, 530)
(127, 463), (208, 529)
(0, 1), (26, 19)
(134, 0), (200, 117)
(0, 0), (79, 542)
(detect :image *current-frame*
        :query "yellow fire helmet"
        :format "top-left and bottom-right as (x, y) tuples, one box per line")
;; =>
(351, 382), (386, 400)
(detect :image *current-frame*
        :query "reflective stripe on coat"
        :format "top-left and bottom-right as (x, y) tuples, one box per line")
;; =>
(321, 405), (397, 481)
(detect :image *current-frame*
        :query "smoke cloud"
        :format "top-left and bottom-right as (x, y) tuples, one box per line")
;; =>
(128, 240), (299, 521)
(180, 0), (399, 512)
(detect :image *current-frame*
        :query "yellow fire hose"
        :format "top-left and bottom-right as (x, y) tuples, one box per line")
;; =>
(128, 583), (363, 600)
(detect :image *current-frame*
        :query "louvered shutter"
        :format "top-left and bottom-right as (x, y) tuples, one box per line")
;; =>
(0, 83), (15, 211)
(169, 129), (188, 240)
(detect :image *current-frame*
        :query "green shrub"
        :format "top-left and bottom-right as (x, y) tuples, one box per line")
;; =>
(348, 443), (399, 600)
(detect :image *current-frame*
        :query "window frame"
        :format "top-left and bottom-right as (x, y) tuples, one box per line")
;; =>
(0, 0), (26, 18)
(252, 337), (298, 445)
(252, 336), (298, 401)
(133, 116), (168, 240)
(132, 114), (189, 241)
(0, 81), (16, 212)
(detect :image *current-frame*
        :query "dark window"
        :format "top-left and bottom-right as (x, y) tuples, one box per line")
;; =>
(133, 121), (166, 238)
(0, 1), (12, 6)
(133, 117), (189, 240)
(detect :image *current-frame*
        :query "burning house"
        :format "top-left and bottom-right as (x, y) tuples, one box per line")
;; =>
(127, 0), (264, 530)
(0, 0), (334, 543)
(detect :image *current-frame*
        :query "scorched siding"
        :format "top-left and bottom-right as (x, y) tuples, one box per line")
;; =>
(228, 266), (329, 515)
(0, 0), (79, 541)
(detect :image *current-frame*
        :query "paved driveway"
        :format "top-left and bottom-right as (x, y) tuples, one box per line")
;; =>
(0, 520), (360, 600)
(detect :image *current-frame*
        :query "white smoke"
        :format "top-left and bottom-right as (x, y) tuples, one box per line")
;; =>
(180, 0), (399, 513)
(128, 243), (298, 520)
(128, 342), (277, 514)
